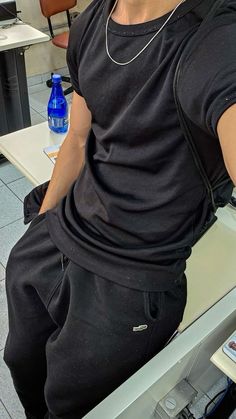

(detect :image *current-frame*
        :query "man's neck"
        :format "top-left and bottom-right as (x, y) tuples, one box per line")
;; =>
(112, 0), (185, 25)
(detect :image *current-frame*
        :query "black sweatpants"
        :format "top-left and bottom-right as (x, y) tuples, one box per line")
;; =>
(4, 214), (187, 419)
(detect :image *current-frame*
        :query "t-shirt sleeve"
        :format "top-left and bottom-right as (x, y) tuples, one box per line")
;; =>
(66, 19), (83, 96)
(178, 20), (236, 137)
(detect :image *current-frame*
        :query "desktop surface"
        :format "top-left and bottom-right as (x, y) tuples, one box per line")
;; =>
(0, 21), (49, 51)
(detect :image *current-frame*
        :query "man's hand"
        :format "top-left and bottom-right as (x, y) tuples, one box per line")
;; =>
(217, 104), (236, 186)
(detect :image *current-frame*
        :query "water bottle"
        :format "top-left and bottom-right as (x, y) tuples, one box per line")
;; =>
(47, 74), (68, 133)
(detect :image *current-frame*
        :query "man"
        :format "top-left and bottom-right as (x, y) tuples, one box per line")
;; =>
(4, 0), (236, 418)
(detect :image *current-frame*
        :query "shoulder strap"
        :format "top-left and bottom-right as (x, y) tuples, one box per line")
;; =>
(173, 0), (226, 213)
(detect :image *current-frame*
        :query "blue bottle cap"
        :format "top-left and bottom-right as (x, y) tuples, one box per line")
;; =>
(52, 74), (62, 83)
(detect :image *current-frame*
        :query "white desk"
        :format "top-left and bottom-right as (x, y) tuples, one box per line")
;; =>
(0, 22), (49, 135)
(0, 122), (64, 184)
(0, 21), (49, 51)
(180, 205), (236, 331)
(0, 122), (236, 332)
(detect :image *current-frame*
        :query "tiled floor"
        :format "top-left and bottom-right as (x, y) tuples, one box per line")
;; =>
(0, 82), (235, 418)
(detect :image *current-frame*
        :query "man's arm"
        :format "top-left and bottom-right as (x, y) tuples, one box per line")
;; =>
(39, 91), (92, 214)
(217, 104), (236, 186)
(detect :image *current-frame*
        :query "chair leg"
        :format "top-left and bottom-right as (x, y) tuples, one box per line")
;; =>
(64, 86), (73, 96)
(62, 76), (73, 95)
(46, 73), (53, 88)
(61, 76), (71, 84)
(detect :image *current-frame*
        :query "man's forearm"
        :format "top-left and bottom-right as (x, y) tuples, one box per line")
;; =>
(39, 131), (85, 214)
(218, 104), (236, 186)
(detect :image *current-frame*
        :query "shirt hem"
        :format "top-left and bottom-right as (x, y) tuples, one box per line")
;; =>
(46, 210), (186, 292)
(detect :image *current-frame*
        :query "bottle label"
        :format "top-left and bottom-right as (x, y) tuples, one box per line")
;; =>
(48, 116), (68, 129)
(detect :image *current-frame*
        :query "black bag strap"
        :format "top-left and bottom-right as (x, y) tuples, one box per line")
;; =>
(173, 0), (226, 213)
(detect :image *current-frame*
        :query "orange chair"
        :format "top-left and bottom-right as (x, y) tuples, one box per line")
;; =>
(39, 0), (77, 95)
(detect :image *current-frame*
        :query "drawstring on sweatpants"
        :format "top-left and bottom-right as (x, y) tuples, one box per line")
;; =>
(61, 254), (64, 271)
(61, 253), (70, 272)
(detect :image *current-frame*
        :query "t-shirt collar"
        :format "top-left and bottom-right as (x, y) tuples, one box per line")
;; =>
(103, 0), (205, 36)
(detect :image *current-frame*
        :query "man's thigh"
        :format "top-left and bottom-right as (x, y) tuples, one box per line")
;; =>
(44, 264), (187, 418)
(6, 213), (65, 308)
(5, 215), (187, 419)
(4, 213), (63, 417)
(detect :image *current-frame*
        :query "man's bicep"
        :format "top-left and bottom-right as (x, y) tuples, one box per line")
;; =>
(69, 91), (92, 144)
(178, 20), (236, 137)
(217, 104), (236, 186)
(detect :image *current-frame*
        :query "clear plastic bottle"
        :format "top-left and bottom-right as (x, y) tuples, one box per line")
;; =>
(47, 74), (68, 133)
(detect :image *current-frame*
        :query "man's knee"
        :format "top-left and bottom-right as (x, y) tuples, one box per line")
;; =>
(5, 227), (34, 293)
(5, 243), (24, 295)
(4, 337), (25, 371)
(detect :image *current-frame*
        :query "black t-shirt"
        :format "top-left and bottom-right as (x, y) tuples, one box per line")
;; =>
(46, 0), (236, 291)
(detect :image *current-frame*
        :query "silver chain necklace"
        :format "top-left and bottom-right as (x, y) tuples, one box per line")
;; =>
(105, 0), (186, 66)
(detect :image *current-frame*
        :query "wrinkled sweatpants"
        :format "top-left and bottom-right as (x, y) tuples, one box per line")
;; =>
(4, 183), (187, 418)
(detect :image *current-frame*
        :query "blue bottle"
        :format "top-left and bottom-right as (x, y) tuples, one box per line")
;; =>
(48, 74), (68, 133)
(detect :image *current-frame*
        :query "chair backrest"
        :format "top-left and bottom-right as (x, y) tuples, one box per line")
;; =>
(39, 0), (77, 18)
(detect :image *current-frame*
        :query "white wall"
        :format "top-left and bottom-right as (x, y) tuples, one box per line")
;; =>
(17, 0), (91, 76)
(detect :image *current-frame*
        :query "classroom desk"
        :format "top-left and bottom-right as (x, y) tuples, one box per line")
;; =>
(0, 21), (49, 135)
(0, 121), (236, 332)
(0, 121), (63, 183)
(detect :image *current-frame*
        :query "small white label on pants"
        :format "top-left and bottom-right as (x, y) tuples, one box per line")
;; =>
(133, 324), (148, 332)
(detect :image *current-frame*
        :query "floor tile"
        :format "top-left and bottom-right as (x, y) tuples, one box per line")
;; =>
(0, 186), (23, 229)
(0, 161), (24, 184)
(56, 67), (69, 77)
(0, 218), (28, 267)
(28, 82), (48, 95)
(0, 263), (5, 281)
(27, 73), (43, 87)
(189, 376), (231, 419)
(189, 393), (212, 419)
(0, 178), (4, 187)
(41, 71), (53, 83)
(30, 107), (38, 116)
(31, 111), (47, 126)
(40, 110), (48, 120)
(0, 281), (8, 351)
(0, 400), (11, 419)
(29, 89), (50, 113)
(7, 177), (33, 202)
(206, 375), (228, 400)
(0, 352), (25, 418)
